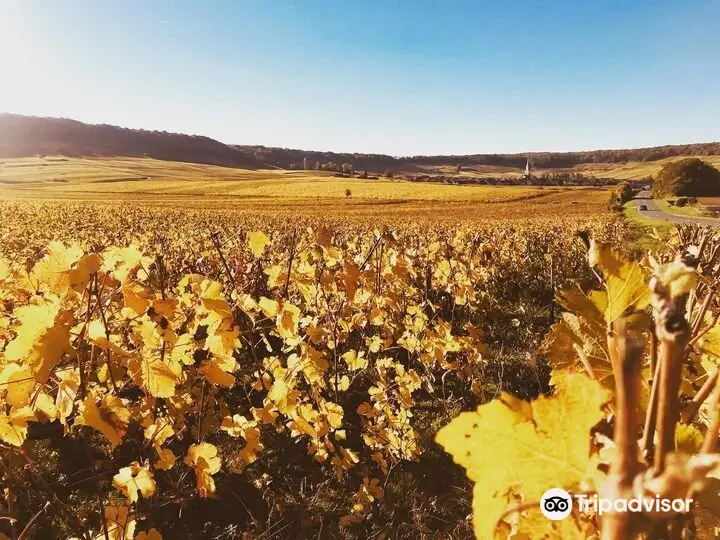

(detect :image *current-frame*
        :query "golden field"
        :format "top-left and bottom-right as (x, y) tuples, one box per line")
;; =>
(0, 191), (624, 540)
(0, 154), (628, 539)
(14, 155), (720, 540)
(0, 156), (610, 223)
(4, 155), (719, 539)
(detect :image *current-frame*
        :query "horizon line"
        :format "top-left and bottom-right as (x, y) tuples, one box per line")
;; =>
(2, 111), (719, 159)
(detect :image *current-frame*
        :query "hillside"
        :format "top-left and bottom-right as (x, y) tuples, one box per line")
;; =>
(0, 114), (266, 169)
(2, 114), (720, 177)
(236, 141), (720, 173)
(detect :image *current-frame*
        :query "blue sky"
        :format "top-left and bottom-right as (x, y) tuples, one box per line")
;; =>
(1, 0), (719, 155)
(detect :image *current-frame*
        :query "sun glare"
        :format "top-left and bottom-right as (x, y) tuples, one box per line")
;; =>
(0, 2), (48, 114)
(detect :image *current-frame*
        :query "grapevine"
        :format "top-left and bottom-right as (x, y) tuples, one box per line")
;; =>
(438, 226), (720, 539)
(0, 198), (629, 538)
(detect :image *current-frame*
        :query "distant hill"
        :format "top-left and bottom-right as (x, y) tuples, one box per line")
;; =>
(0, 114), (266, 169)
(235, 142), (720, 173)
(2, 113), (719, 174)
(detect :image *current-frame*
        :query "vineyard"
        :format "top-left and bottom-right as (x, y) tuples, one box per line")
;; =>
(2, 196), (718, 539)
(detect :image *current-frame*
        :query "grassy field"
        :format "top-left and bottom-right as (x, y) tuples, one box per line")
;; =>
(621, 200), (674, 253)
(0, 156), (610, 221)
(653, 199), (707, 218)
(650, 198), (720, 219)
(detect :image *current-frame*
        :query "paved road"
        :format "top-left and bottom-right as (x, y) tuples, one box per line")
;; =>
(634, 191), (720, 226)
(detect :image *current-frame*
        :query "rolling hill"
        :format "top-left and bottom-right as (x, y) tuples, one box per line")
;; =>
(2, 113), (720, 178)
(0, 114), (266, 170)
(235, 142), (720, 173)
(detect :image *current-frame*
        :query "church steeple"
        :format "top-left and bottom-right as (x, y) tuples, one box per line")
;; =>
(523, 158), (531, 177)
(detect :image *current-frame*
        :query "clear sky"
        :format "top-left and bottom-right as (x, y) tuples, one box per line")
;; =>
(1, 0), (719, 156)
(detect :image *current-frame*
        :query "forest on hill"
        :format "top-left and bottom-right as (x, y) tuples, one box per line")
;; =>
(237, 142), (720, 172)
(0, 114), (266, 169)
(2, 113), (720, 173)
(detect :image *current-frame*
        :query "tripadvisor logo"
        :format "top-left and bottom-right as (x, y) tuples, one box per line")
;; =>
(540, 488), (693, 520)
(540, 488), (573, 520)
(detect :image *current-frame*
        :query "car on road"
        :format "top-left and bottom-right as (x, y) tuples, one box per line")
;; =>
(639, 204), (648, 211)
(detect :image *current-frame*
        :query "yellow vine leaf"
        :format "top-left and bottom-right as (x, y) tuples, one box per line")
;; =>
(340, 261), (361, 300)
(0, 407), (35, 446)
(29, 241), (83, 294)
(237, 425), (263, 466)
(76, 393), (128, 448)
(122, 282), (154, 316)
(268, 378), (289, 403)
(154, 448), (176, 471)
(435, 370), (610, 539)
(185, 442), (222, 498)
(556, 287), (607, 328)
(288, 408), (318, 439)
(4, 299), (72, 384)
(588, 239), (622, 274)
(170, 333), (195, 366)
(342, 350), (368, 371)
(258, 296), (279, 317)
(56, 368), (80, 428)
(65, 253), (102, 293)
(224, 415), (264, 470)
(321, 401), (344, 429)
(252, 403), (279, 425)
(205, 326), (241, 359)
(220, 414), (253, 437)
(97, 504), (136, 540)
(298, 346), (328, 385)
(277, 303), (301, 339)
(314, 226), (333, 247)
(236, 293), (258, 321)
(546, 284), (650, 402)
(588, 239), (649, 322)
(0, 363), (35, 408)
(265, 263), (285, 289)
(543, 314), (611, 384)
(331, 374), (351, 392)
(267, 378), (298, 414)
(87, 319), (110, 348)
(136, 354), (178, 398)
(698, 325), (720, 360)
(202, 294), (232, 322)
(152, 298), (178, 319)
(332, 445), (360, 481)
(33, 392), (58, 422)
(359, 477), (384, 503)
(199, 358), (236, 387)
(102, 245), (150, 283)
(113, 461), (156, 503)
(247, 231), (270, 258)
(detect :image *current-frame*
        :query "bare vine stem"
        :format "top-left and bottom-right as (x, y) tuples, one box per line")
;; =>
(641, 353), (662, 457)
(680, 369), (719, 424)
(600, 321), (645, 540)
(651, 279), (690, 476)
